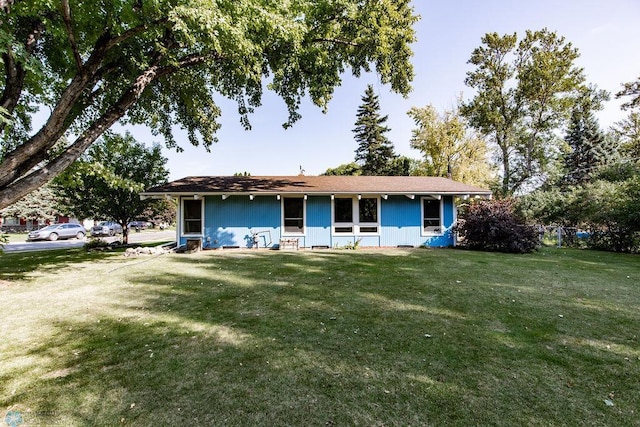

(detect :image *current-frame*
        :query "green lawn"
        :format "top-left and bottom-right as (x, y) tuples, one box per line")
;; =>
(1, 247), (638, 426)
(2, 232), (29, 244)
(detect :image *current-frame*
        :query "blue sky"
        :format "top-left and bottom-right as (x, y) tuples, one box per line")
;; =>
(121, 0), (640, 181)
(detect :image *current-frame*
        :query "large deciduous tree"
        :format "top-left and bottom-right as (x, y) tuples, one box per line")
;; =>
(0, 0), (418, 209)
(616, 75), (640, 111)
(461, 29), (586, 196)
(55, 132), (169, 244)
(612, 112), (640, 160)
(323, 162), (362, 176)
(353, 84), (398, 175)
(407, 104), (493, 187)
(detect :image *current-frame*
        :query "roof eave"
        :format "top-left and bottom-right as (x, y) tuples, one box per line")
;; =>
(140, 190), (492, 199)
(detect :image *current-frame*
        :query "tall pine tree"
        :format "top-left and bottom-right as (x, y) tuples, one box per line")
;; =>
(562, 97), (611, 186)
(353, 85), (398, 175)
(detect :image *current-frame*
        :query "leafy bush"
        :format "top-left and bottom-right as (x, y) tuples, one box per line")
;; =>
(588, 229), (640, 253)
(582, 176), (640, 253)
(517, 171), (640, 253)
(84, 237), (112, 250)
(456, 199), (540, 253)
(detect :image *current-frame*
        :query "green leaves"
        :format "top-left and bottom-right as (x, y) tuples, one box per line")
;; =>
(0, 182), (61, 221)
(408, 104), (493, 187)
(616, 75), (640, 111)
(0, 0), (418, 209)
(462, 29), (586, 195)
(54, 132), (169, 242)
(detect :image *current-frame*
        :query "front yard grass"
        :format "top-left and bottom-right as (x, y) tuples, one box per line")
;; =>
(1, 231), (29, 244)
(1, 247), (638, 426)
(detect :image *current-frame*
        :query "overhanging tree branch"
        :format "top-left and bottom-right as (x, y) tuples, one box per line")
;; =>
(0, 1), (417, 210)
(0, 19), (43, 134)
(311, 38), (360, 47)
(60, 0), (83, 73)
(0, 51), (213, 208)
(105, 18), (170, 51)
(0, 18), (173, 187)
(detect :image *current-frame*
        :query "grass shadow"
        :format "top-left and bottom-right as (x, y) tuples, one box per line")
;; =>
(1, 248), (638, 425)
(0, 249), (127, 282)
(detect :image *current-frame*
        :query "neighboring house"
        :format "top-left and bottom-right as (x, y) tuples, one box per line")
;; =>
(0, 215), (74, 232)
(141, 176), (491, 250)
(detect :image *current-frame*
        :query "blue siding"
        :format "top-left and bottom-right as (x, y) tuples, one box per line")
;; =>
(306, 196), (331, 247)
(379, 196), (456, 247)
(200, 196), (282, 248)
(380, 196), (422, 247)
(181, 194), (459, 249)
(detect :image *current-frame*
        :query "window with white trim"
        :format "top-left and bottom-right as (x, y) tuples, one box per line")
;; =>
(358, 197), (378, 233)
(2, 217), (19, 225)
(182, 198), (202, 235)
(422, 197), (442, 234)
(283, 197), (305, 234)
(333, 196), (379, 234)
(334, 198), (353, 233)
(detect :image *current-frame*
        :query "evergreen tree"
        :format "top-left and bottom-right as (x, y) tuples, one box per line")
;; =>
(0, 183), (61, 224)
(353, 85), (398, 175)
(562, 97), (612, 186)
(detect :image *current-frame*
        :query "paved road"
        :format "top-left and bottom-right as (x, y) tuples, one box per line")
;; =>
(3, 230), (176, 253)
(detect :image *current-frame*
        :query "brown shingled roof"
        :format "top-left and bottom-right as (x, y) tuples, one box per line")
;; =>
(143, 176), (491, 196)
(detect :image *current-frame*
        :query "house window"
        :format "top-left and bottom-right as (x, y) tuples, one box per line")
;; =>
(422, 197), (442, 234)
(333, 197), (379, 234)
(334, 198), (354, 233)
(183, 198), (202, 235)
(358, 197), (378, 233)
(283, 197), (305, 234)
(2, 217), (18, 225)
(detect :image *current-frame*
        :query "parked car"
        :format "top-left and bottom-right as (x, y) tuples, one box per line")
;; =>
(127, 221), (150, 230)
(27, 223), (86, 241)
(91, 221), (123, 236)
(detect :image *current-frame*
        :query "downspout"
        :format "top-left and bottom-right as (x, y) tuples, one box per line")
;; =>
(174, 195), (181, 245)
(453, 197), (458, 247)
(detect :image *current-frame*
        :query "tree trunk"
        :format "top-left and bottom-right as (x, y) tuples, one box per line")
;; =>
(0, 47), (208, 210)
(499, 142), (511, 197)
(122, 225), (129, 245)
(0, 62), (165, 210)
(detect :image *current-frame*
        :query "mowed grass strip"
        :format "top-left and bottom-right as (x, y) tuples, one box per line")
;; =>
(0, 247), (638, 426)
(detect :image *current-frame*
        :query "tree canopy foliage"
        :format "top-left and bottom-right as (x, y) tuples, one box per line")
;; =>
(54, 132), (169, 243)
(612, 112), (640, 160)
(518, 162), (640, 252)
(0, 0), (418, 209)
(616, 75), (640, 111)
(0, 183), (61, 223)
(461, 29), (588, 196)
(323, 162), (362, 176)
(407, 104), (493, 187)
